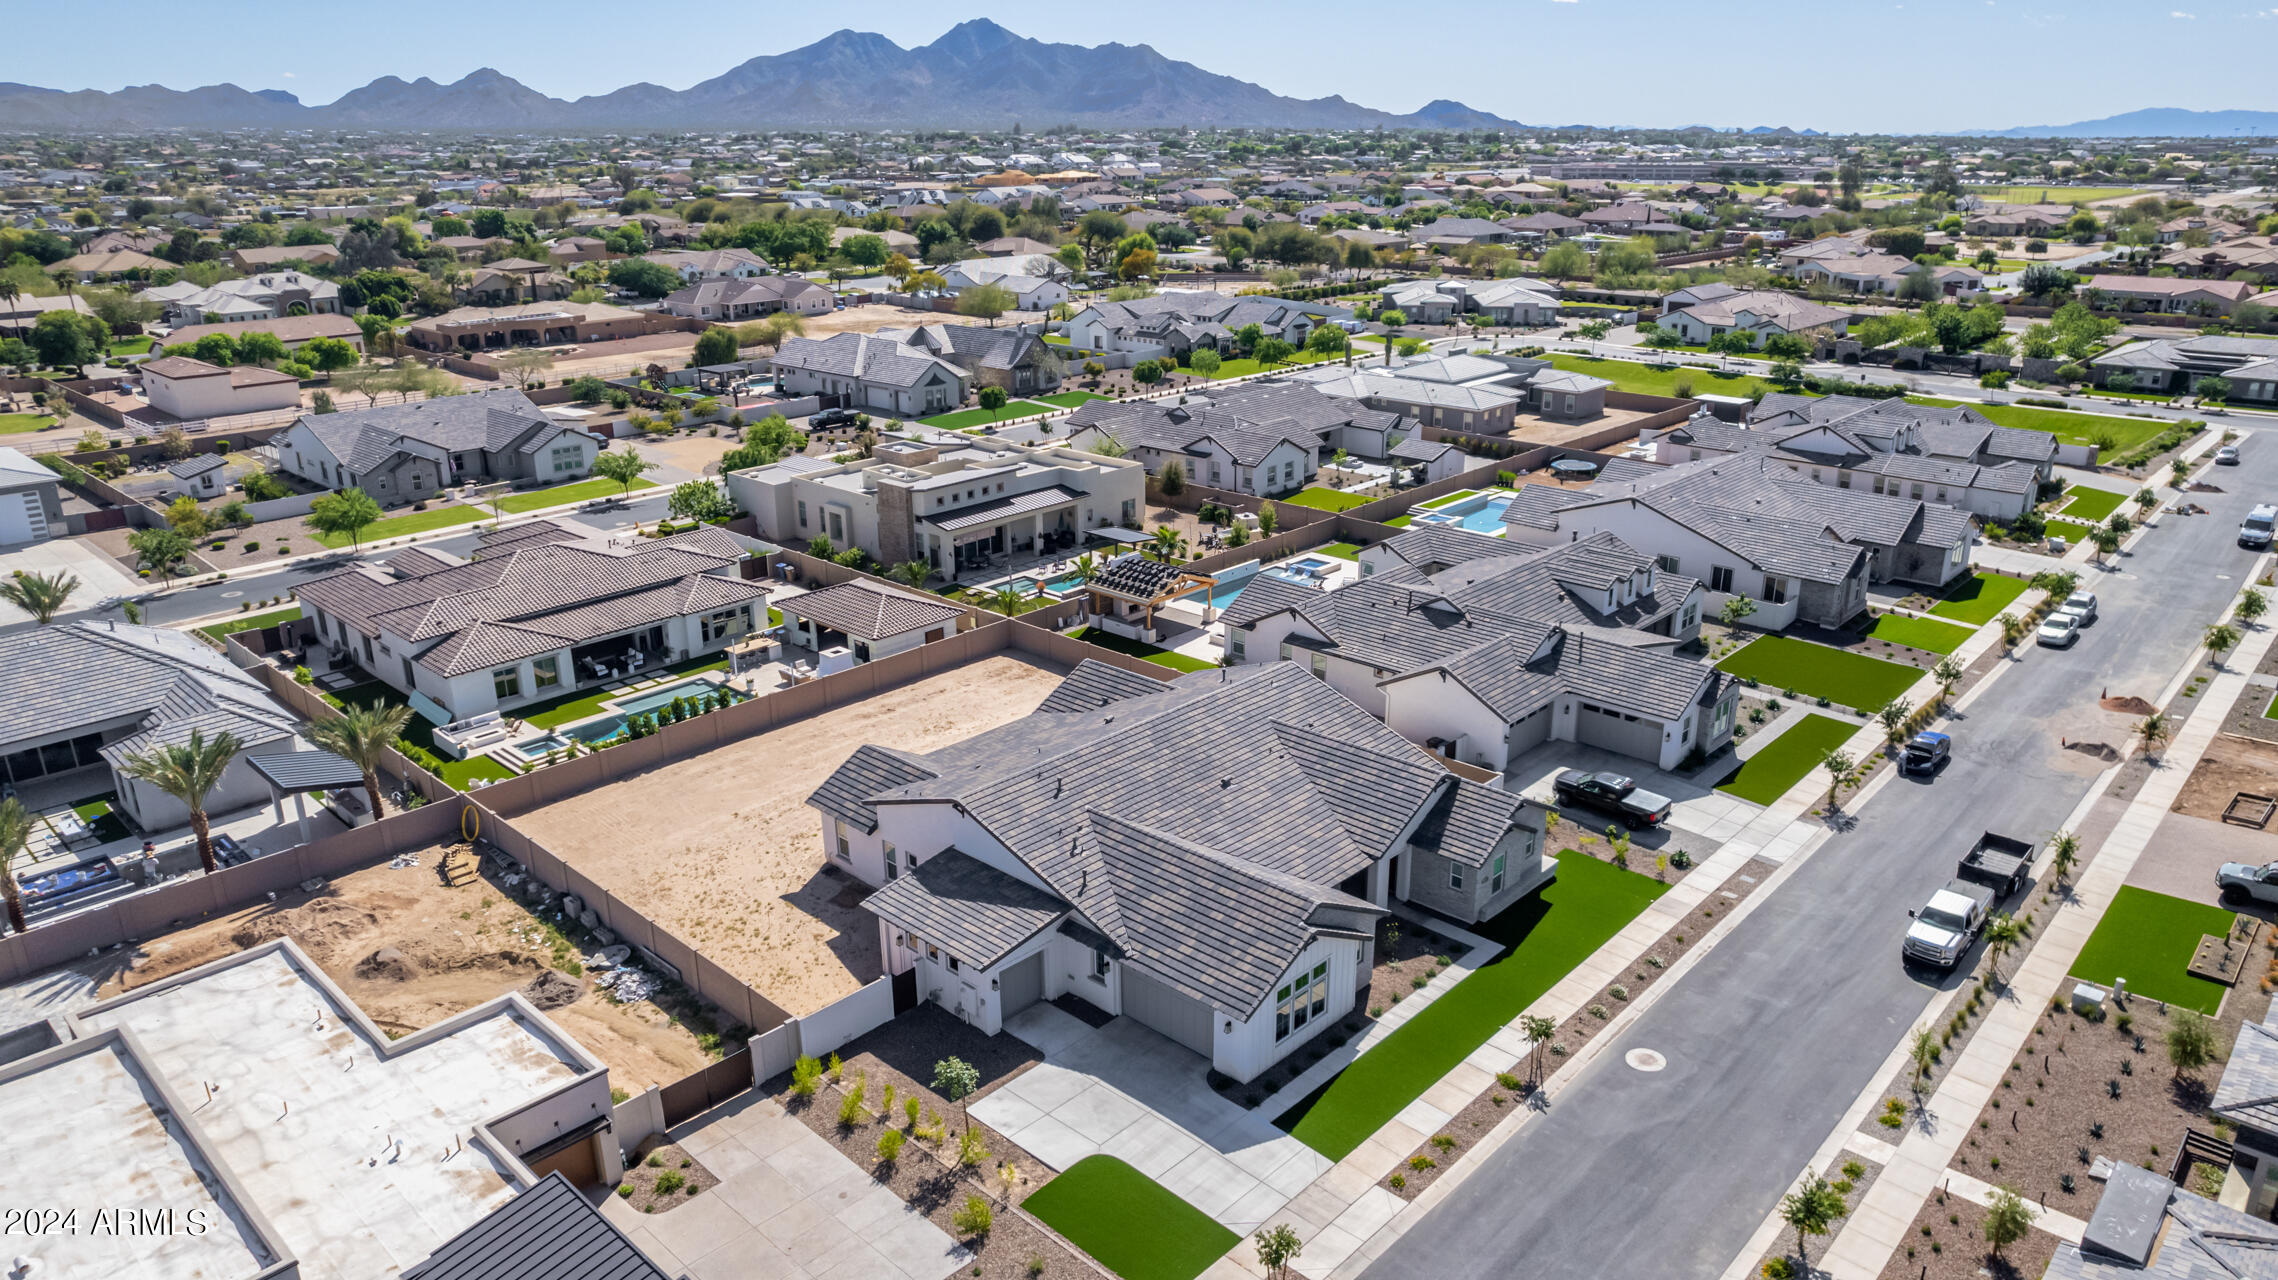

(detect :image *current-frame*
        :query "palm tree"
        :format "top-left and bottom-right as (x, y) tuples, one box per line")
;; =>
(1071, 553), (1099, 583)
(0, 569), (80, 624)
(305, 702), (415, 820)
(1149, 526), (1186, 562)
(1982, 913), (2022, 987)
(2046, 829), (2081, 885)
(0, 798), (31, 934)
(117, 729), (243, 874)
(2136, 711), (2171, 762)
(986, 586), (1027, 617)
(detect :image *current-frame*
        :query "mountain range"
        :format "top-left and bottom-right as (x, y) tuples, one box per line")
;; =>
(0, 21), (1528, 133)
(1977, 107), (2278, 138)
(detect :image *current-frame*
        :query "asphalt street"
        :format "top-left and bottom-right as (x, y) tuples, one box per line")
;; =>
(1369, 443), (2278, 1279)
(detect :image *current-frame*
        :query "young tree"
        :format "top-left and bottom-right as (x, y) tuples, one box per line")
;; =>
(306, 702), (415, 819)
(2205, 622), (2241, 668)
(1254, 1224), (1305, 1280)
(2089, 524), (2123, 564)
(492, 347), (554, 391)
(2167, 1009), (2220, 1078)
(1982, 914), (2022, 987)
(1933, 657), (1965, 708)
(1777, 1176), (1848, 1278)
(591, 447), (657, 499)
(1820, 749), (1856, 810)
(1877, 698), (1914, 749)
(976, 386), (1009, 422)
(1254, 336), (1296, 366)
(1188, 348), (1222, 377)
(0, 798), (31, 934)
(2046, 829), (2081, 885)
(0, 569), (79, 624)
(1258, 501), (1279, 535)
(1983, 1187), (2034, 1259)
(1156, 459), (1186, 497)
(1521, 1012), (1558, 1083)
(932, 1056), (980, 1134)
(1910, 1025), (1939, 1084)
(954, 282), (1017, 327)
(166, 494), (212, 540)
(118, 729), (244, 874)
(128, 526), (193, 586)
(308, 487), (383, 550)
(2238, 587), (2270, 627)
(1719, 594), (1758, 628)
(2136, 711), (2171, 761)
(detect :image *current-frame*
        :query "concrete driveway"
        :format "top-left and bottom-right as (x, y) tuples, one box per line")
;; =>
(971, 1003), (1332, 1233)
(1501, 741), (1758, 845)
(0, 536), (144, 626)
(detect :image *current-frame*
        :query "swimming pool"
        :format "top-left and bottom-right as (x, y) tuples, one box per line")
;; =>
(613, 677), (728, 718)
(1010, 570), (1090, 597)
(1416, 492), (1515, 534)
(1178, 561), (1261, 609)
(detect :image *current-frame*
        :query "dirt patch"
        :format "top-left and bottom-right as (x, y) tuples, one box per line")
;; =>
(510, 655), (1068, 1017)
(2067, 741), (2122, 762)
(1875, 1193), (2061, 1280)
(2101, 695), (2159, 716)
(1944, 984), (2269, 1218)
(2174, 735), (2278, 825)
(615, 1136), (720, 1216)
(98, 842), (717, 1090)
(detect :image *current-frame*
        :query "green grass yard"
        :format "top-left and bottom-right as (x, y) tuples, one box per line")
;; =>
(1070, 626), (1216, 673)
(1964, 185), (2149, 203)
(2070, 887), (2234, 1014)
(1281, 487), (1376, 513)
(1928, 573), (2031, 626)
(1419, 489), (1480, 509)
(1316, 542), (1362, 560)
(1546, 354), (1789, 400)
(919, 401), (1058, 430)
(1716, 714), (1860, 805)
(106, 335), (153, 355)
(2058, 485), (2129, 523)
(308, 504), (487, 548)
(1021, 1156), (1237, 1280)
(491, 477), (657, 514)
(1382, 514), (1413, 528)
(1275, 853), (1666, 1159)
(0, 413), (56, 434)
(1038, 390), (1111, 409)
(1965, 403), (2168, 458)
(1862, 612), (1977, 655)
(1714, 635), (1923, 713)
(64, 795), (132, 845)
(2264, 691), (2278, 720)
(1174, 349), (1344, 380)
(197, 605), (303, 643)
(2046, 517), (2097, 543)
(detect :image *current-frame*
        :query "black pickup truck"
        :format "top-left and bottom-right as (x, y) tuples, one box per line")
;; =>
(1551, 770), (1673, 827)
(1957, 831), (2035, 898)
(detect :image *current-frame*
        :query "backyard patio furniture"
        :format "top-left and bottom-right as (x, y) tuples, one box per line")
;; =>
(47, 812), (91, 847)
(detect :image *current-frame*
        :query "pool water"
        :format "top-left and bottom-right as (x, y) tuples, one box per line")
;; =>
(1434, 492), (1515, 533)
(1178, 561), (1262, 609)
(613, 678), (727, 717)
(1012, 571), (1089, 597)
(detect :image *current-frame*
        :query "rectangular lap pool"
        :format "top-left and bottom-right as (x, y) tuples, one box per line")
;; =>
(1178, 561), (1262, 609)
(612, 677), (728, 717)
(1414, 491), (1514, 534)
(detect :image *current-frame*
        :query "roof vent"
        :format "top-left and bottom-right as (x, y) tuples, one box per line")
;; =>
(1220, 777), (1232, 788)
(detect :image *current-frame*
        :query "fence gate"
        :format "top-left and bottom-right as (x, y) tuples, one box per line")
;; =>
(659, 1046), (753, 1127)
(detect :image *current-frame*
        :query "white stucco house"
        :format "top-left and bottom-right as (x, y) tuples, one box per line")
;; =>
(270, 387), (601, 505)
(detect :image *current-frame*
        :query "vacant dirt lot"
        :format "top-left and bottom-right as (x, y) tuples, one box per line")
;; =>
(95, 842), (716, 1091)
(796, 302), (938, 338)
(2174, 733), (2278, 824)
(512, 655), (1069, 1016)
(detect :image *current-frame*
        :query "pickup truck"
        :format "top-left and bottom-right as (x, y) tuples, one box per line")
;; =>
(2218, 859), (2278, 908)
(1551, 770), (1673, 827)
(1957, 831), (2035, 898)
(1905, 880), (1995, 969)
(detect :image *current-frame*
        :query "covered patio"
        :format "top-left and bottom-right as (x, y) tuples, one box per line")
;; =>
(247, 750), (376, 844)
(923, 485), (1088, 582)
(1079, 554), (1217, 646)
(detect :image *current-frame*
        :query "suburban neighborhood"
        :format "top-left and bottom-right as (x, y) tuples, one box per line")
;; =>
(6, 12), (2278, 1280)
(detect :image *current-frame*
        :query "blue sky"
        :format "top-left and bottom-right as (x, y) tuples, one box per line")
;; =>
(12, 1), (2275, 134)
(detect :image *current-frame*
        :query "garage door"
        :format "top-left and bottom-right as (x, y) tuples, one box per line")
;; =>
(525, 1134), (598, 1188)
(0, 492), (45, 547)
(999, 953), (1043, 1018)
(1575, 701), (1663, 763)
(1504, 707), (1552, 764)
(1120, 966), (1214, 1056)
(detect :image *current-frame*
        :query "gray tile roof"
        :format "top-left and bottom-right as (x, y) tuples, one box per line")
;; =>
(781, 580), (960, 641)
(401, 1171), (669, 1280)
(292, 388), (582, 479)
(1511, 456), (1875, 586)
(1407, 780), (1529, 867)
(1064, 399), (1324, 470)
(1035, 659), (1172, 713)
(167, 453), (229, 478)
(0, 620), (299, 759)
(927, 484), (1084, 533)
(2215, 1008), (2278, 1135)
(770, 332), (968, 391)
(2046, 1164), (2278, 1280)
(864, 849), (1067, 969)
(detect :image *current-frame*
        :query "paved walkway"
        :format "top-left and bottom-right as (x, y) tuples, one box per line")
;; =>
(1816, 548), (2278, 1279)
(605, 1091), (968, 1280)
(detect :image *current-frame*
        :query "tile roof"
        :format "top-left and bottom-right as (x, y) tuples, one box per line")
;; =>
(781, 579), (961, 641)
(1035, 659), (1174, 713)
(400, 1171), (668, 1280)
(0, 620), (299, 758)
(291, 388), (583, 480)
(927, 484), (1085, 532)
(864, 849), (1067, 969)
(770, 332), (968, 391)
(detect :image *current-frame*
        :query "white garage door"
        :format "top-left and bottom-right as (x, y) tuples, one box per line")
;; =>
(999, 953), (1043, 1018)
(0, 491), (46, 546)
(1575, 701), (1664, 764)
(1119, 967), (1214, 1056)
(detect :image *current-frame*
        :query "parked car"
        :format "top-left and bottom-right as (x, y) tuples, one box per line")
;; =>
(809, 407), (860, 429)
(2216, 445), (2242, 466)
(2243, 504), (2277, 550)
(1901, 731), (1951, 774)
(2220, 860), (2278, 907)
(2036, 612), (2083, 647)
(2058, 591), (2098, 626)
(1551, 770), (1673, 827)
(1904, 880), (1994, 969)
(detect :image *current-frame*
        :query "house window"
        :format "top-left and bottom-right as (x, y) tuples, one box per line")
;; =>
(883, 843), (898, 881)
(798, 500), (809, 528)
(1656, 554), (1681, 573)
(493, 666), (521, 700)
(549, 444), (582, 474)
(1275, 962), (1331, 1041)
(401, 657), (415, 688)
(1449, 862), (1466, 891)
(1681, 604), (1699, 631)
(1092, 949), (1111, 983)
(1708, 565), (1735, 593)
(700, 608), (746, 643)
(532, 655), (560, 690)
(1229, 630), (1246, 660)
(1491, 852), (1507, 893)
(1309, 653), (1328, 680)
(1763, 576), (1788, 605)
(833, 820), (851, 863)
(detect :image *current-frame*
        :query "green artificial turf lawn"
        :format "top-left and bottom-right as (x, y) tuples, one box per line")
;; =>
(1863, 613), (1977, 655)
(1929, 573), (2032, 626)
(919, 401), (1057, 430)
(437, 754), (518, 789)
(1276, 853), (1666, 1159)
(1714, 635), (1923, 713)
(1038, 390), (1111, 408)
(1547, 353), (1789, 400)
(198, 605), (304, 643)
(2264, 691), (2278, 720)
(1382, 514), (1413, 528)
(1316, 542), (1362, 560)
(66, 795), (132, 844)
(1717, 714), (1860, 805)
(515, 654), (732, 728)
(1022, 1156), (1237, 1280)
(2045, 517), (2097, 543)
(1967, 403), (2167, 457)
(1070, 626), (1216, 672)
(492, 477), (657, 513)
(2070, 887), (2235, 1014)
(1281, 487), (1375, 513)
(2058, 485), (2129, 523)
(1419, 490), (1479, 509)
(0, 413), (55, 434)
(307, 504), (487, 548)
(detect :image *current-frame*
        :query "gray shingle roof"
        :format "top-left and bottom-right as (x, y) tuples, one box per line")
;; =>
(781, 580), (960, 641)
(864, 849), (1067, 969)
(401, 1171), (669, 1280)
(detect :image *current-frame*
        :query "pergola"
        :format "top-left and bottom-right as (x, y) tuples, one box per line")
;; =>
(1081, 553), (1218, 640)
(248, 750), (371, 845)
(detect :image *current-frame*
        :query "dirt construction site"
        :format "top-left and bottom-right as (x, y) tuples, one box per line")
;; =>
(509, 654), (1069, 1017)
(88, 841), (720, 1092)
